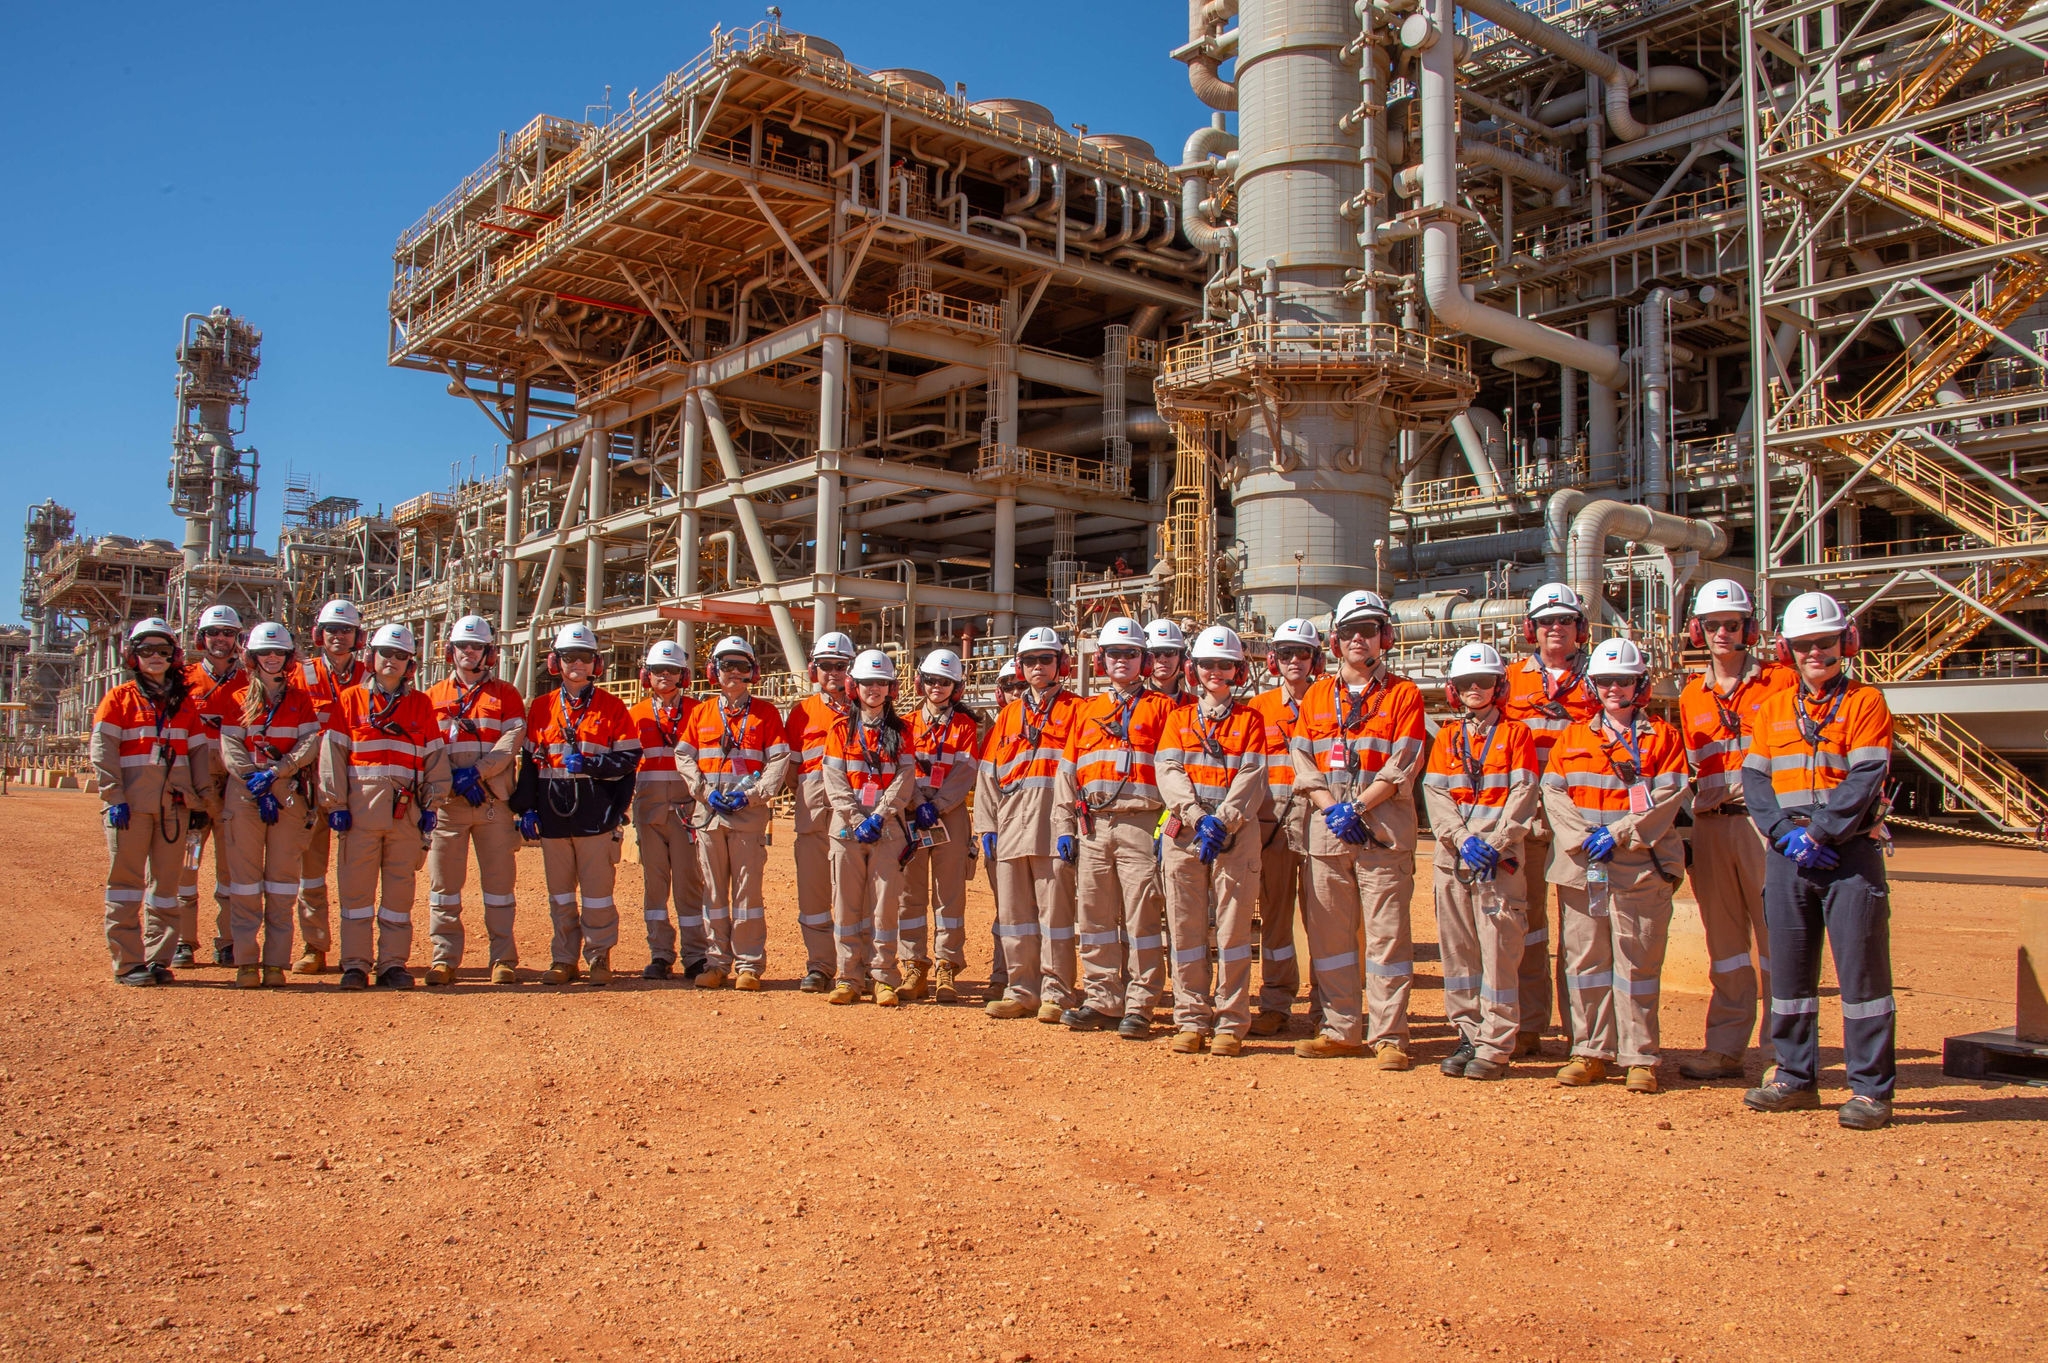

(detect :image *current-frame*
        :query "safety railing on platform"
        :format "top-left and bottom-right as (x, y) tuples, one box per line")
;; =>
(888, 288), (1004, 336)
(1160, 321), (1470, 385)
(974, 444), (1130, 497)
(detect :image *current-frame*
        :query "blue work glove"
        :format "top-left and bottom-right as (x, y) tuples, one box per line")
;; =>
(913, 801), (940, 830)
(563, 751), (585, 776)
(1323, 801), (1368, 845)
(1055, 834), (1076, 864)
(106, 802), (130, 831)
(518, 809), (542, 841)
(854, 814), (884, 844)
(256, 793), (281, 826)
(712, 790), (748, 814)
(419, 808), (438, 835)
(245, 770), (276, 799)
(451, 766), (486, 807)
(1194, 815), (1229, 865)
(981, 832), (997, 861)
(1459, 835), (1500, 878)
(328, 810), (352, 833)
(1777, 827), (1839, 870)
(1581, 825), (1616, 862)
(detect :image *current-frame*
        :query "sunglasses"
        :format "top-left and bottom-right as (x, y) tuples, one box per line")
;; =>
(647, 666), (683, 678)
(452, 641), (488, 651)
(1018, 652), (1059, 667)
(815, 660), (850, 674)
(557, 650), (598, 664)
(716, 659), (755, 673)
(1592, 676), (1640, 688)
(373, 647), (413, 661)
(1273, 646), (1314, 663)
(1788, 635), (1842, 653)
(199, 628), (239, 640)
(134, 645), (174, 659)
(1700, 619), (1747, 634)
(1102, 646), (1143, 661)
(1148, 649), (1184, 661)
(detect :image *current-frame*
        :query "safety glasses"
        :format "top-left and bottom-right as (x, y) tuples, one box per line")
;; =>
(133, 645), (173, 659)
(814, 660), (850, 674)
(1788, 635), (1842, 653)
(1591, 676), (1640, 690)
(715, 659), (754, 674)
(198, 627), (239, 641)
(1273, 646), (1314, 663)
(556, 650), (599, 665)
(1699, 618), (1747, 634)
(1102, 646), (1143, 662)
(647, 666), (683, 679)
(1018, 652), (1059, 668)
(373, 647), (414, 662)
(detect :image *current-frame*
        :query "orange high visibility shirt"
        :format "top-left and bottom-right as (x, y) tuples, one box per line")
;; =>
(220, 682), (323, 765)
(183, 660), (249, 750)
(1742, 679), (1894, 814)
(526, 685), (639, 778)
(428, 676), (527, 772)
(1503, 651), (1600, 768)
(786, 693), (852, 782)
(300, 656), (368, 732)
(1249, 684), (1308, 811)
(680, 696), (788, 792)
(1677, 659), (1796, 810)
(1293, 670), (1428, 794)
(1539, 711), (1688, 826)
(628, 693), (697, 785)
(1422, 712), (1539, 832)
(334, 684), (445, 785)
(904, 704), (980, 798)
(1062, 687), (1176, 810)
(92, 683), (200, 785)
(979, 688), (1080, 796)
(1157, 698), (1271, 817)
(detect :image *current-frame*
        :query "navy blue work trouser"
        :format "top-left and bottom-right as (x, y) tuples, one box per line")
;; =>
(1763, 837), (1896, 1100)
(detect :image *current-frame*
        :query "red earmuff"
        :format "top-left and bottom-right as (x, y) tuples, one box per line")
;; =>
(1686, 615), (1761, 649)
(125, 641), (186, 673)
(1524, 614), (1591, 646)
(545, 652), (561, 678)
(1774, 622), (1859, 666)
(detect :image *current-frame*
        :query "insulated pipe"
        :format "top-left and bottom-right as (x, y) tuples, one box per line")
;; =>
(695, 389), (809, 673)
(1535, 67), (1710, 125)
(815, 327), (847, 642)
(1450, 409), (1507, 497)
(1492, 347), (1546, 379)
(1460, 140), (1571, 202)
(704, 530), (739, 589)
(1390, 528), (1547, 576)
(1566, 500), (1728, 609)
(675, 397), (703, 653)
(1457, 0), (1647, 141)
(1023, 405), (1172, 455)
(1419, 0), (1626, 386)
(1639, 287), (1680, 511)
(1543, 488), (1588, 582)
(1586, 308), (1620, 480)
(1186, 0), (1239, 110)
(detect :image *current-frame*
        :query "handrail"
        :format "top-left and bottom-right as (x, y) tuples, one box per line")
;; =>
(1160, 320), (1472, 384)
(888, 288), (1005, 335)
(974, 444), (1131, 497)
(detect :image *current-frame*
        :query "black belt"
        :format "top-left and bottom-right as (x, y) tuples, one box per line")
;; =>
(1699, 804), (1749, 817)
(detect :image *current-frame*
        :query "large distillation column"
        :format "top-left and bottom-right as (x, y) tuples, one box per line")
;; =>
(169, 307), (264, 570)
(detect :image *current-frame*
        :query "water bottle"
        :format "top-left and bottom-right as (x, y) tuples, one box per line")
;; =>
(1586, 858), (1610, 919)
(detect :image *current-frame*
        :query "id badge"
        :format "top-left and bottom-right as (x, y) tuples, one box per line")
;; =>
(1113, 748), (1131, 776)
(859, 780), (881, 809)
(923, 822), (951, 848)
(1627, 781), (1652, 813)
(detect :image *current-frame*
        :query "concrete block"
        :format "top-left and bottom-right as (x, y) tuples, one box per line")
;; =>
(2020, 893), (2048, 1043)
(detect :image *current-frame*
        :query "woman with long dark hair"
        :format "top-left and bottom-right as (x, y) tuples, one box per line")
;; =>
(218, 623), (323, 987)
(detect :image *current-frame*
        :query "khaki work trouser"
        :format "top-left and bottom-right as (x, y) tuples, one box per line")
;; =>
(1254, 820), (1304, 1014)
(223, 798), (314, 969)
(993, 855), (1076, 1008)
(793, 829), (835, 977)
(176, 813), (232, 954)
(296, 819), (334, 953)
(541, 834), (620, 967)
(1162, 825), (1262, 1037)
(336, 824), (428, 975)
(1559, 881), (1675, 1067)
(697, 805), (771, 973)
(1074, 809), (1167, 1018)
(830, 827), (910, 987)
(1516, 836), (1558, 1038)
(427, 798), (522, 969)
(1302, 845), (1414, 1047)
(899, 805), (970, 970)
(1689, 812), (1774, 1060)
(104, 816), (184, 975)
(636, 800), (707, 969)
(1434, 863), (1528, 1064)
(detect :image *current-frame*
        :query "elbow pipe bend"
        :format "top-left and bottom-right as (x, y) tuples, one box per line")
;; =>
(1566, 500), (1728, 608)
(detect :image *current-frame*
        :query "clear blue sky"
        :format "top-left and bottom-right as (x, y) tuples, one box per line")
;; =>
(2, 1), (1209, 624)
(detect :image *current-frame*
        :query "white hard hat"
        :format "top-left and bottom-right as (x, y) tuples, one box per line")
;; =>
(129, 617), (176, 646)
(448, 614), (495, 646)
(850, 648), (898, 682)
(1780, 591), (1851, 642)
(552, 622), (599, 653)
(1016, 626), (1065, 656)
(1587, 636), (1650, 678)
(197, 604), (243, 633)
(1527, 582), (1585, 621)
(997, 658), (1018, 681)
(1096, 616), (1146, 648)
(1447, 642), (1508, 680)
(316, 599), (363, 630)
(710, 634), (757, 663)
(1332, 589), (1391, 629)
(644, 640), (690, 671)
(919, 648), (966, 683)
(370, 623), (418, 655)
(811, 631), (857, 663)
(1269, 617), (1322, 650)
(1144, 619), (1187, 652)
(1690, 578), (1753, 618)
(247, 622), (294, 653)
(1189, 625), (1246, 664)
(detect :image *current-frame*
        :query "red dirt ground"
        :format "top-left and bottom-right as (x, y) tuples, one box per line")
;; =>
(1, 786), (2043, 1362)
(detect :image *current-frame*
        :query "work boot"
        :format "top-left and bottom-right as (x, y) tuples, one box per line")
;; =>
(1209, 1033), (1244, 1058)
(1440, 1039), (1477, 1078)
(695, 967), (727, 991)
(1248, 1009), (1289, 1038)
(1169, 1030), (1205, 1054)
(1036, 1001), (1066, 1024)
(1626, 1065), (1660, 1094)
(148, 964), (177, 985)
(933, 963), (958, 1003)
(799, 970), (829, 994)
(295, 949), (325, 975)
(490, 962), (519, 985)
(1374, 1043), (1413, 1072)
(587, 955), (613, 987)
(1511, 1032), (1544, 1059)
(377, 966), (415, 990)
(1063, 1006), (1117, 1033)
(984, 997), (1032, 1020)
(734, 970), (762, 992)
(1294, 1036), (1365, 1059)
(261, 967), (287, 988)
(642, 959), (673, 981)
(899, 963), (928, 1002)
(1464, 1056), (1509, 1081)
(874, 983), (900, 1008)
(425, 963), (456, 987)
(235, 965), (262, 989)
(827, 981), (860, 1005)
(1742, 1081), (1821, 1114)
(1556, 1056), (1609, 1087)
(1837, 1095), (1893, 1131)
(172, 943), (196, 968)
(1118, 1012), (1154, 1041)
(541, 961), (580, 986)
(1678, 1050), (1745, 1081)
(338, 967), (369, 991)
(115, 967), (154, 988)
(214, 945), (235, 967)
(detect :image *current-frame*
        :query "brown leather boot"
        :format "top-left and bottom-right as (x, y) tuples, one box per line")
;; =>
(1556, 1056), (1610, 1086)
(1294, 1036), (1366, 1059)
(541, 961), (580, 986)
(294, 949), (325, 975)
(898, 962), (928, 1001)
(932, 963), (957, 1003)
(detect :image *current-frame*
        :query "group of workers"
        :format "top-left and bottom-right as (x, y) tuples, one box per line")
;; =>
(91, 575), (1898, 1128)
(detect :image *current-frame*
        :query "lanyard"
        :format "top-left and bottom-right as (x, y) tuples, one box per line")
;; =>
(718, 698), (753, 761)
(558, 685), (593, 752)
(914, 705), (953, 777)
(1455, 712), (1501, 788)
(1338, 674), (1385, 775)
(1195, 703), (1233, 761)
(367, 684), (412, 739)
(1020, 688), (1059, 747)
(1594, 712), (1646, 785)
(855, 716), (898, 778)
(1705, 659), (1757, 739)
(447, 677), (492, 741)
(251, 681), (292, 758)
(1539, 656), (1586, 720)
(649, 695), (684, 750)
(315, 657), (357, 705)
(140, 682), (177, 764)
(196, 661), (241, 731)
(1098, 688), (1143, 745)
(1796, 677), (1849, 752)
